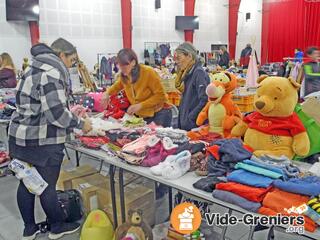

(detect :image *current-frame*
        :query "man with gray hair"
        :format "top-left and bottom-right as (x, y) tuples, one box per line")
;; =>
(9, 38), (92, 240)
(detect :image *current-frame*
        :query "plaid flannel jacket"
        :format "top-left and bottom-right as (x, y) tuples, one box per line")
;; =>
(9, 44), (84, 146)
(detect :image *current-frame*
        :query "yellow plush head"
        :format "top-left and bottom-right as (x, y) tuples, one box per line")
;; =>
(254, 75), (300, 117)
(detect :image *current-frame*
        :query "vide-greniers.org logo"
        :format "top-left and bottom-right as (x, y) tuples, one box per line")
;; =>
(205, 213), (305, 234)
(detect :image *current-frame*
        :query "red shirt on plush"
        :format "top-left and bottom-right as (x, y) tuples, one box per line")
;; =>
(244, 112), (306, 137)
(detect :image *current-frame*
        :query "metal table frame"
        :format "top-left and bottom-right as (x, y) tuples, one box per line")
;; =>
(66, 144), (320, 240)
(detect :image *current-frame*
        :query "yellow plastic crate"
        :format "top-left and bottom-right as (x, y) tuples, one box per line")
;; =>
(238, 103), (254, 113)
(233, 95), (255, 105)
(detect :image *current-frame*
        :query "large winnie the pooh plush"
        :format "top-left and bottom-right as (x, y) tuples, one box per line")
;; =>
(231, 75), (310, 159)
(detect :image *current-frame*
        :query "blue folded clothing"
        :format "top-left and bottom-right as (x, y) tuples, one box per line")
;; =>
(227, 169), (274, 188)
(248, 157), (300, 180)
(212, 189), (261, 212)
(273, 176), (320, 196)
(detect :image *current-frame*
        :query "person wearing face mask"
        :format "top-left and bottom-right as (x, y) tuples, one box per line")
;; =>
(101, 48), (172, 127)
(175, 42), (210, 131)
(8, 38), (92, 240)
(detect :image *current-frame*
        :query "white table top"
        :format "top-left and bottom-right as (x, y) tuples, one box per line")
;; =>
(65, 143), (320, 239)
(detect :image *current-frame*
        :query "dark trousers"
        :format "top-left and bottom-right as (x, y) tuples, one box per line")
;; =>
(145, 108), (172, 127)
(17, 163), (64, 229)
(9, 141), (65, 229)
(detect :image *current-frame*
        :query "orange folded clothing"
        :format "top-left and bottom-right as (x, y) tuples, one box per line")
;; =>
(258, 207), (317, 233)
(259, 188), (317, 232)
(215, 182), (271, 202)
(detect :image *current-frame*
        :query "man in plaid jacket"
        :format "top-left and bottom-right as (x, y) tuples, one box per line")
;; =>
(8, 38), (92, 240)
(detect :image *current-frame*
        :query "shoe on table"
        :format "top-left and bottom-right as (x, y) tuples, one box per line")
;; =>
(48, 222), (80, 240)
(22, 225), (41, 240)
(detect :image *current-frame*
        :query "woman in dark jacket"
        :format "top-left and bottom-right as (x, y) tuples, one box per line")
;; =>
(175, 42), (210, 131)
(218, 46), (230, 69)
(0, 52), (17, 88)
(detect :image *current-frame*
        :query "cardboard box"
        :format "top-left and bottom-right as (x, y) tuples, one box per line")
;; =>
(57, 165), (98, 190)
(68, 172), (155, 225)
(99, 183), (155, 226)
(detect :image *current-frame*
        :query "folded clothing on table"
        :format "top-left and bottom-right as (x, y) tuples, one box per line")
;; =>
(141, 136), (178, 167)
(235, 162), (283, 179)
(106, 130), (141, 147)
(227, 169), (274, 188)
(207, 139), (253, 178)
(250, 156), (300, 180)
(273, 176), (320, 196)
(79, 136), (109, 149)
(156, 127), (189, 144)
(215, 182), (272, 202)
(123, 116), (145, 128)
(212, 189), (261, 212)
(259, 188), (317, 232)
(193, 176), (226, 192)
(122, 135), (152, 156)
(305, 207), (320, 226)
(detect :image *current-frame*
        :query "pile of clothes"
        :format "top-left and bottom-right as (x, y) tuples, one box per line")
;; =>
(104, 91), (130, 119)
(192, 144), (320, 233)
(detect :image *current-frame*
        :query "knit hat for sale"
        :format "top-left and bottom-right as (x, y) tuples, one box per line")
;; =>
(175, 42), (197, 59)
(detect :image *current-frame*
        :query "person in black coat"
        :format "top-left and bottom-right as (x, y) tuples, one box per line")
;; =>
(218, 46), (230, 69)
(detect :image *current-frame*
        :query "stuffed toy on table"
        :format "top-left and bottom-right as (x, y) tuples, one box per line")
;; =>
(115, 209), (153, 240)
(195, 72), (242, 138)
(231, 75), (310, 159)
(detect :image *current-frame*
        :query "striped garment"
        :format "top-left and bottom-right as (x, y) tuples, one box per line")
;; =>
(9, 44), (84, 147)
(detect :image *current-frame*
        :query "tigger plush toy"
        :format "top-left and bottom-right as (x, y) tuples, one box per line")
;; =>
(196, 72), (242, 138)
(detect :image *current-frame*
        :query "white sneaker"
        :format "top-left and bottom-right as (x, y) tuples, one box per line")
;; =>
(162, 150), (191, 179)
(150, 155), (176, 176)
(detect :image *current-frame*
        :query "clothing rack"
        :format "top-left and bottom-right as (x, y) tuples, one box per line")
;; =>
(97, 53), (117, 87)
(144, 42), (181, 66)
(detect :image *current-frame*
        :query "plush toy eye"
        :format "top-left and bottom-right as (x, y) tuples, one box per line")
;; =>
(274, 97), (278, 100)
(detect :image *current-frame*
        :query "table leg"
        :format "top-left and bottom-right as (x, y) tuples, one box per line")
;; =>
(109, 165), (118, 229)
(221, 209), (232, 239)
(168, 187), (173, 214)
(119, 168), (126, 224)
(248, 225), (256, 240)
(64, 146), (71, 161)
(75, 150), (80, 167)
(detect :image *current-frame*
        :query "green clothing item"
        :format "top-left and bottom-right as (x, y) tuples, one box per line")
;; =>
(235, 162), (283, 179)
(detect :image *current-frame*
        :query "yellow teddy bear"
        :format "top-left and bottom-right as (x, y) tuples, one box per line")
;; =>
(231, 75), (310, 159)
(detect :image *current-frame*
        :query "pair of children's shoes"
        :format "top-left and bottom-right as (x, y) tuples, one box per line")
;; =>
(150, 150), (191, 179)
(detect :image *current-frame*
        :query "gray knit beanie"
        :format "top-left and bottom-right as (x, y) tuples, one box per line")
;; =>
(175, 42), (197, 60)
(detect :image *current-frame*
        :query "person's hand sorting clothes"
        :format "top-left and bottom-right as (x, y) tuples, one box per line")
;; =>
(127, 103), (142, 115)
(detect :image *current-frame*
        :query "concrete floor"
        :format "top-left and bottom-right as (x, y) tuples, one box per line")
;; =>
(0, 151), (314, 240)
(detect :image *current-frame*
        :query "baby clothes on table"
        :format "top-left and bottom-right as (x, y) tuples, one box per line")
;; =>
(141, 136), (178, 167)
(305, 207), (320, 225)
(215, 182), (272, 202)
(176, 141), (207, 155)
(106, 129), (141, 146)
(227, 169), (274, 188)
(214, 139), (252, 163)
(123, 116), (146, 128)
(79, 136), (109, 149)
(235, 162), (283, 179)
(190, 152), (207, 176)
(122, 135), (152, 156)
(273, 176), (320, 196)
(156, 128), (189, 144)
(212, 190), (261, 212)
